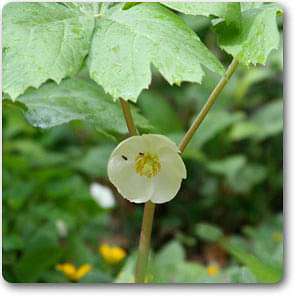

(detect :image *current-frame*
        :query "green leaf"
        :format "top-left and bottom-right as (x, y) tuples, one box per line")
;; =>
(163, 2), (228, 16)
(63, 236), (95, 265)
(80, 270), (112, 283)
(229, 121), (258, 141)
(3, 3), (95, 100)
(215, 4), (282, 65)
(88, 3), (224, 102)
(153, 240), (206, 283)
(15, 228), (61, 282)
(4, 139), (66, 168)
(16, 78), (151, 136)
(241, 3), (264, 11)
(163, 2), (241, 30)
(230, 100), (283, 141)
(196, 218), (282, 283)
(115, 254), (137, 283)
(227, 164), (267, 193)
(251, 100), (283, 140)
(138, 91), (182, 133)
(206, 155), (247, 178)
(3, 234), (24, 251)
(195, 223), (223, 242)
(226, 266), (256, 283)
(2, 102), (36, 139)
(243, 215), (283, 270)
(171, 262), (207, 283)
(3, 176), (35, 210)
(188, 110), (244, 149)
(206, 156), (267, 193)
(62, 2), (100, 15)
(234, 68), (273, 101)
(180, 15), (210, 32)
(153, 240), (185, 282)
(74, 144), (115, 177)
(155, 240), (185, 266)
(221, 238), (282, 283)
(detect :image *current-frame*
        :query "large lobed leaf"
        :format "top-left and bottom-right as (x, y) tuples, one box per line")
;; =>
(164, 2), (282, 66)
(3, 3), (95, 100)
(88, 3), (224, 102)
(15, 78), (151, 137)
(215, 4), (282, 66)
(163, 2), (242, 30)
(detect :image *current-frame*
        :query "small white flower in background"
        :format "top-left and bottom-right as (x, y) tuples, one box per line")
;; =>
(108, 134), (187, 204)
(55, 219), (68, 238)
(90, 182), (116, 209)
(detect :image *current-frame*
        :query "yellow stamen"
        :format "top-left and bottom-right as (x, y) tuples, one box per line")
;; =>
(99, 244), (126, 264)
(134, 152), (161, 178)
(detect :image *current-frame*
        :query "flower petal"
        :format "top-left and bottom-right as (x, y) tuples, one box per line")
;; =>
(108, 156), (153, 203)
(110, 135), (149, 162)
(142, 134), (179, 153)
(151, 164), (184, 204)
(159, 147), (187, 179)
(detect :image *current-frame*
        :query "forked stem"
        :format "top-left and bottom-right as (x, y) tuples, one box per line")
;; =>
(120, 58), (239, 284)
(179, 58), (239, 152)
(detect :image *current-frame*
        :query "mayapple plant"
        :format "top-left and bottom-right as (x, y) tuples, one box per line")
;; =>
(3, 2), (282, 283)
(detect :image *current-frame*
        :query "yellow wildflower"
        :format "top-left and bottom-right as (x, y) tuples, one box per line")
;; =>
(56, 263), (92, 281)
(99, 244), (126, 264)
(207, 263), (220, 277)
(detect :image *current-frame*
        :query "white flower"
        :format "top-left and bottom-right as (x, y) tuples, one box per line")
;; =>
(90, 182), (116, 209)
(107, 134), (186, 204)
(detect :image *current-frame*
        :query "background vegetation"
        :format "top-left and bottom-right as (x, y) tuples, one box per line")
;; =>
(2, 5), (283, 283)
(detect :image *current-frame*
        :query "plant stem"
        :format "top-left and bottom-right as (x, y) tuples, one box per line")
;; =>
(179, 58), (239, 153)
(120, 58), (239, 284)
(134, 201), (156, 283)
(119, 99), (156, 283)
(120, 99), (138, 136)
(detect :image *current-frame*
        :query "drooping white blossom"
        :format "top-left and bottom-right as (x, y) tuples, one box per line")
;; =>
(108, 134), (186, 204)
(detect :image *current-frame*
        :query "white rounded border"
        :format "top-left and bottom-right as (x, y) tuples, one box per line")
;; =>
(0, 0), (296, 299)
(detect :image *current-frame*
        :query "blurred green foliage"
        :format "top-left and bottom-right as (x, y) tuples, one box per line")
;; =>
(2, 11), (283, 283)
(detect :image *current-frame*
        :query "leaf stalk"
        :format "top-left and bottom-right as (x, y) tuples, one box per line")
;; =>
(120, 99), (138, 136)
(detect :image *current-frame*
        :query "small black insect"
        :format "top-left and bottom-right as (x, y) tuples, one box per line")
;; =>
(122, 155), (128, 160)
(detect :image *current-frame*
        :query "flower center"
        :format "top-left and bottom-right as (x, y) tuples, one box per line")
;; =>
(134, 152), (161, 178)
